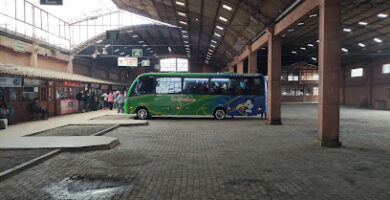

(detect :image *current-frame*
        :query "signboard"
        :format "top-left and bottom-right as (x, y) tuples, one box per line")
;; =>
(63, 81), (80, 87)
(118, 57), (138, 67)
(0, 77), (22, 87)
(24, 78), (43, 86)
(60, 99), (78, 115)
(106, 30), (119, 40)
(132, 49), (143, 57)
(154, 64), (160, 70)
(91, 83), (100, 89)
(141, 60), (150, 67)
(101, 85), (109, 90)
(40, 0), (62, 5)
(13, 41), (25, 53)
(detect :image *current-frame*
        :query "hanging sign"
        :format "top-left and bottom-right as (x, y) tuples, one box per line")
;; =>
(24, 78), (43, 86)
(63, 81), (80, 87)
(132, 49), (143, 57)
(13, 41), (25, 53)
(141, 60), (150, 67)
(0, 77), (22, 87)
(118, 57), (138, 67)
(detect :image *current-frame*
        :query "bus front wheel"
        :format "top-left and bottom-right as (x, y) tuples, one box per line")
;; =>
(213, 108), (226, 120)
(136, 107), (149, 120)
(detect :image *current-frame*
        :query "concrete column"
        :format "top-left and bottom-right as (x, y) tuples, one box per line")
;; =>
(248, 51), (257, 73)
(237, 60), (244, 74)
(30, 44), (38, 68)
(67, 55), (74, 73)
(267, 27), (282, 125)
(317, 0), (342, 147)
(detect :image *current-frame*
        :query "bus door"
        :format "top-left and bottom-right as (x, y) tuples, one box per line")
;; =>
(155, 77), (182, 115)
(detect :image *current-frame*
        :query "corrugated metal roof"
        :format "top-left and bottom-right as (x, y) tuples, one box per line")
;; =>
(0, 63), (127, 86)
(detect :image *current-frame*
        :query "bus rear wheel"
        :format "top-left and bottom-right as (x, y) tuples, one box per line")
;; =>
(136, 108), (149, 120)
(214, 108), (226, 120)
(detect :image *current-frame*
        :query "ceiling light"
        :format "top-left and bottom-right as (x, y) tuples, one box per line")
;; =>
(222, 4), (232, 11)
(210, 44), (216, 48)
(168, 47), (172, 52)
(183, 35), (189, 38)
(176, 1), (185, 6)
(132, 35), (138, 38)
(316, 40), (319, 43)
(311, 57), (317, 61)
(216, 25), (224, 31)
(104, 44), (110, 48)
(179, 20), (187, 25)
(211, 40), (217, 44)
(358, 21), (368, 26)
(288, 29), (294, 32)
(374, 38), (382, 43)
(307, 43), (314, 47)
(291, 51), (297, 54)
(298, 22), (304, 26)
(300, 47), (306, 50)
(149, 51), (154, 53)
(358, 43), (366, 47)
(138, 40), (144, 44)
(184, 44), (190, 47)
(309, 14), (317, 18)
(182, 30), (188, 34)
(142, 44), (147, 47)
(183, 40), (189, 44)
(377, 13), (388, 18)
(219, 16), (228, 22)
(178, 12), (186, 17)
(214, 32), (221, 37)
(341, 48), (348, 53)
(114, 49), (120, 52)
(208, 49), (213, 52)
(343, 28), (352, 32)
(146, 47), (151, 50)
(96, 39), (103, 43)
(120, 52), (125, 55)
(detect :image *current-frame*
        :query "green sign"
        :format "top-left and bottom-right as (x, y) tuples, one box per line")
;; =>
(106, 30), (119, 40)
(141, 60), (150, 67)
(13, 41), (25, 53)
(132, 49), (143, 57)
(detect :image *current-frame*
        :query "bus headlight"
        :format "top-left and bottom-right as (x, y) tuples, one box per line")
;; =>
(130, 106), (133, 109)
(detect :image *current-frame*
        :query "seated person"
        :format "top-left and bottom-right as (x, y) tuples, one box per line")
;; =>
(31, 98), (48, 120)
(0, 95), (9, 129)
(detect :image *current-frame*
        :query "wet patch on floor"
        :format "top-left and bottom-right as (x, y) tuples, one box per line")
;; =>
(29, 125), (109, 137)
(41, 175), (133, 200)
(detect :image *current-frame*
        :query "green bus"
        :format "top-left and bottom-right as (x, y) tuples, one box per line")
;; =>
(124, 72), (267, 119)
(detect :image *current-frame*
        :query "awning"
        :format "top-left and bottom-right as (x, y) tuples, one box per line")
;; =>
(0, 63), (127, 86)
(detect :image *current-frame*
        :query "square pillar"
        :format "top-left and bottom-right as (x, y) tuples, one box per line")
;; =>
(267, 27), (282, 125)
(248, 51), (257, 73)
(317, 0), (342, 147)
(237, 61), (244, 74)
(30, 44), (38, 68)
(67, 55), (74, 73)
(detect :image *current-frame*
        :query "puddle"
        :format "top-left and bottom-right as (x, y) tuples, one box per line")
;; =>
(42, 175), (133, 199)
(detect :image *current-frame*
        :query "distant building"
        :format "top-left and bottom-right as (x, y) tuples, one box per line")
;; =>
(281, 62), (319, 103)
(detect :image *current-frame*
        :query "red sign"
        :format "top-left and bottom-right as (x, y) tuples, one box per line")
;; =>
(63, 81), (80, 87)
(60, 99), (78, 114)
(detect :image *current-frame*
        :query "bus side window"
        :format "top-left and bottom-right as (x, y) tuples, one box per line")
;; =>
(138, 77), (155, 95)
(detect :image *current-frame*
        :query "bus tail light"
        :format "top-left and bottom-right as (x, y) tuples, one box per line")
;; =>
(258, 107), (262, 111)
(228, 107), (231, 110)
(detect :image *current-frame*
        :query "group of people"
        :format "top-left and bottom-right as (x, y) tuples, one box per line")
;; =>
(76, 90), (126, 113)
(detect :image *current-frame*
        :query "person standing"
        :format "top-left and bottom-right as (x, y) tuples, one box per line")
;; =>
(0, 95), (9, 129)
(31, 98), (48, 120)
(103, 92), (108, 108)
(76, 90), (84, 113)
(114, 91), (125, 113)
(84, 91), (91, 112)
(107, 91), (114, 110)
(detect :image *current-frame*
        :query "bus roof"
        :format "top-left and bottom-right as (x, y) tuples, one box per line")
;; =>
(137, 72), (265, 79)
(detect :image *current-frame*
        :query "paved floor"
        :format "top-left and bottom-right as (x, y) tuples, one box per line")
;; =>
(0, 104), (390, 199)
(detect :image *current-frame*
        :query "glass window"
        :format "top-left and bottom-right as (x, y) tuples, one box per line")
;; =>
(210, 78), (230, 95)
(351, 68), (363, 78)
(132, 77), (155, 96)
(22, 87), (38, 101)
(382, 64), (390, 74)
(9, 88), (18, 102)
(183, 78), (209, 94)
(230, 78), (264, 95)
(156, 77), (182, 94)
(288, 73), (299, 81)
(160, 58), (189, 72)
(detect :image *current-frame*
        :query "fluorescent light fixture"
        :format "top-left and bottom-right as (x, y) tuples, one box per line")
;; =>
(211, 40), (217, 44)
(343, 28), (352, 32)
(377, 13), (388, 18)
(374, 38), (382, 43)
(307, 43), (314, 47)
(182, 30), (187, 33)
(214, 32), (221, 37)
(168, 47), (172, 52)
(114, 49), (120, 52)
(179, 20), (187, 25)
(288, 29), (294, 32)
(176, 1), (185, 6)
(298, 22), (304, 26)
(219, 16), (228, 22)
(341, 48), (348, 53)
(146, 48), (151, 50)
(185, 48), (190, 50)
(142, 44), (147, 47)
(210, 44), (216, 48)
(149, 50), (154, 53)
(132, 35), (138, 38)
(291, 51), (297, 54)
(222, 4), (232, 11)
(311, 57), (317, 61)
(138, 40), (144, 43)
(208, 49), (213, 52)
(182, 34), (189, 38)
(309, 14), (317, 18)
(300, 47), (306, 50)
(104, 44), (110, 48)
(184, 40), (189, 43)
(216, 25), (224, 31)
(316, 40), (319, 43)
(178, 12), (186, 17)
(184, 44), (190, 47)
(96, 40), (103, 43)
(120, 52), (125, 55)
(358, 21), (368, 26)
(358, 43), (366, 47)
